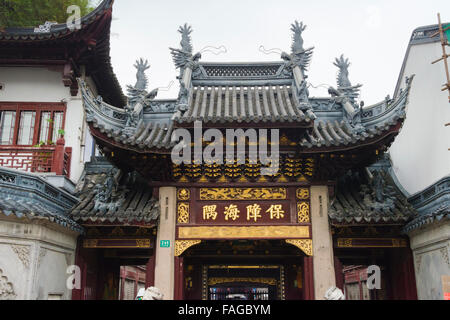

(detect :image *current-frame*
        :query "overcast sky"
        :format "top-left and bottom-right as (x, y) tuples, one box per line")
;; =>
(108, 0), (450, 104)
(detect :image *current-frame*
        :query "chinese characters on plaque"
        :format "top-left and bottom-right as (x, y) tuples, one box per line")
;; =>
(177, 188), (310, 225)
(202, 203), (286, 223)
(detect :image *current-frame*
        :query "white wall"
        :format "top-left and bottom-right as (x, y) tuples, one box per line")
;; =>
(389, 41), (450, 195)
(0, 216), (78, 300)
(0, 66), (95, 183)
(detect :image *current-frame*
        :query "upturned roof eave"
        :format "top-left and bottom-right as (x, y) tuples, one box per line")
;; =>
(0, 0), (114, 40)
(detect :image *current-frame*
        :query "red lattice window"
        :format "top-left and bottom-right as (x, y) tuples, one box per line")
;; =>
(0, 102), (66, 146)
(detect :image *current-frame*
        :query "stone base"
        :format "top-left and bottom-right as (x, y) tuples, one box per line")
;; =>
(0, 215), (79, 300)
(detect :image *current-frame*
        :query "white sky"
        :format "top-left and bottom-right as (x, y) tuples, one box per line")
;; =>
(109, 0), (450, 105)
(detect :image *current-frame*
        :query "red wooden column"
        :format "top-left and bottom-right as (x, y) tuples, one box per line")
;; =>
(334, 256), (344, 291)
(303, 256), (315, 300)
(71, 237), (84, 300)
(145, 248), (156, 288)
(404, 249), (418, 300)
(52, 138), (65, 175)
(174, 256), (185, 300)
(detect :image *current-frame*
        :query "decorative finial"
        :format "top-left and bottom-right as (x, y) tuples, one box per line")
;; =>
(281, 20), (314, 72)
(291, 21), (307, 54)
(178, 23), (193, 54)
(133, 58), (150, 91)
(169, 23), (201, 72)
(333, 54), (352, 88)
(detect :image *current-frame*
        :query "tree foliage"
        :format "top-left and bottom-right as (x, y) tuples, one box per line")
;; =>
(0, 0), (100, 29)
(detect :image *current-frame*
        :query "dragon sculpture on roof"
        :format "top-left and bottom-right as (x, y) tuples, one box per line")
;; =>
(281, 21), (314, 73)
(280, 21), (314, 109)
(169, 23), (202, 79)
(123, 58), (159, 129)
(329, 54), (364, 130)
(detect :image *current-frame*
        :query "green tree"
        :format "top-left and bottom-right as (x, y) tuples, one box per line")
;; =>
(0, 0), (100, 29)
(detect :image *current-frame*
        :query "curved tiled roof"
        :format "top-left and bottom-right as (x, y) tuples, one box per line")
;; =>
(0, 168), (82, 232)
(0, 0), (126, 107)
(81, 76), (412, 155)
(0, 201), (82, 233)
(329, 166), (416, 225)
(300, 83), (411, 150)
(0, 0), (113, 41)
(403, 175), (450, 233)
(403, 205), (449, 233)
(173, 85), (315, 125)
(71, 164), (160, 224)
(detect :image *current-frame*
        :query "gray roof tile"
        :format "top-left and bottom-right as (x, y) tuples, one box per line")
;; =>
(329, 166), (416, 225)
(71, 165), (160, 224)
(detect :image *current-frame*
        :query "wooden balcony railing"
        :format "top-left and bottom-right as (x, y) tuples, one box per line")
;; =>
(0, 138), (71, 178)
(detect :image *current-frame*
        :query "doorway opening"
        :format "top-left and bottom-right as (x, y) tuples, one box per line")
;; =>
(181, 239), (310, 300)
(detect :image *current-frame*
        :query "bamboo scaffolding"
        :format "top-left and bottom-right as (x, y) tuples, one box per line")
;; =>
(430, 13), (450, 102)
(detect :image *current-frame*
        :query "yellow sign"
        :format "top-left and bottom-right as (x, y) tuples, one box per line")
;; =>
(201, 203), (289, 223)
(178, 226), (310, 239)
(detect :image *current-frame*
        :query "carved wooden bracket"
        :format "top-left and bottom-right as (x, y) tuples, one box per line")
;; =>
(62, 63), (79, 96)
(285, 239), (313, 256)
(175, 240), (201, 257)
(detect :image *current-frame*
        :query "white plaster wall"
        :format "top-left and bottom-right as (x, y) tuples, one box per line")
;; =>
(0, 217), (78, 300)
(0, 66), (96, 183)
(310, 186), (336, 300)
(409, 220), (450, 300)
(389, 42), (450, 195)
(155, 187), (177, 300)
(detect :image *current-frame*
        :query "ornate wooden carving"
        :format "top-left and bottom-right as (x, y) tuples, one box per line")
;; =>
(208, 277), (277, 286)
(296, 188), (310, 200)
(285, 239), (313, 256)
(177, 202), (190, 224)
(199, 187), (287, 201)
(178, 226), (310, 239)
(174, 240), (201, 256)
(172, 157), (314, 183)
(83, 238), (152, 248)
(336, 238), (408, 248)
(177, 188), (190, 201)
(297, 202), (310, 223)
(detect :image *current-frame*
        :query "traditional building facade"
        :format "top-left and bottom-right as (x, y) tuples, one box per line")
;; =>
(0, 0), (124, 300)
(72, 5), (418, 300)
(1, 0), (435, 301)
(390, 23), (450, 300)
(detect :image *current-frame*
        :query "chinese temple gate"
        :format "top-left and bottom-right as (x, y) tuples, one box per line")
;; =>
(70, 2), (418, 300)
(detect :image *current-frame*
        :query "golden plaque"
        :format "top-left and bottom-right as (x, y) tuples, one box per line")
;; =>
(178, 226), (310, 239)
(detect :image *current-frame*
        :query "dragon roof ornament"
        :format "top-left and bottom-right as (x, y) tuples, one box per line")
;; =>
(93, 168), (126, 214)
(169, 23), (202, 78)
(281, 21), (314, 73)
(332, 54), (362, 100)
(122, 58), (159, 133)
(328, 55), (364, 131)
(291, 21), (306, 54)
(280, 21), (315, 114)
(334, 55), (352, 88)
